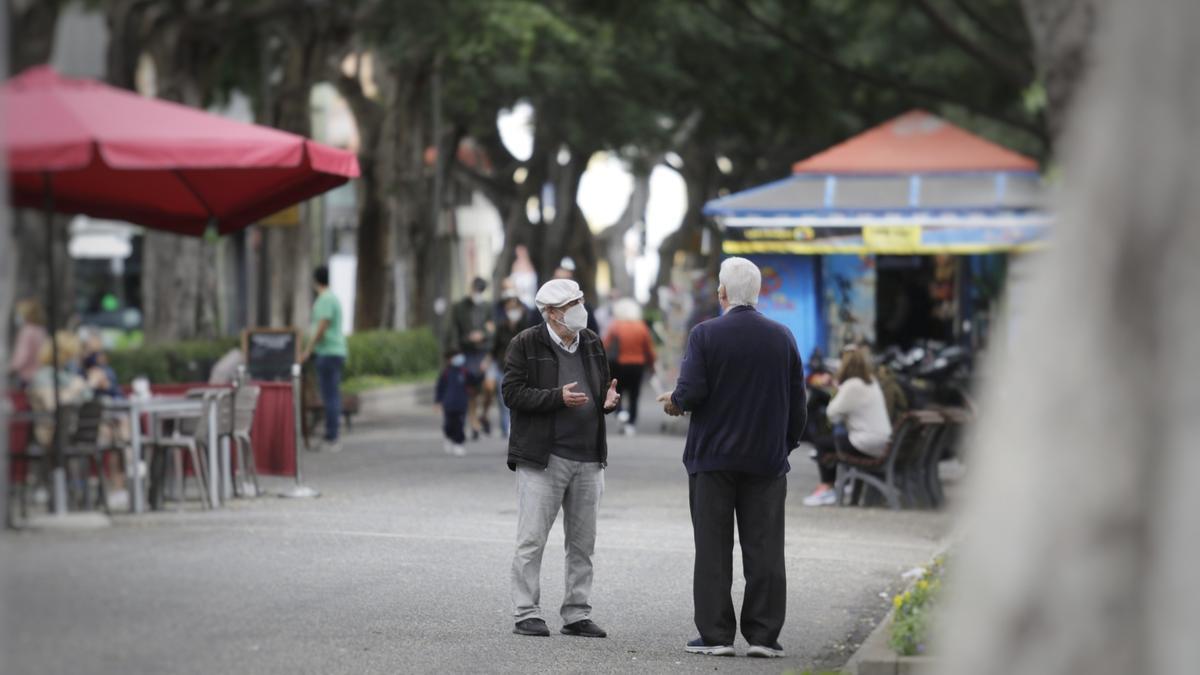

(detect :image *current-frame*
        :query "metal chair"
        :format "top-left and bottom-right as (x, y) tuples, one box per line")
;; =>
(149, 392), (225, 510)
(226, 385), (261, 498)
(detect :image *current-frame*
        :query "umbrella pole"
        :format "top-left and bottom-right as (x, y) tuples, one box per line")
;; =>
(43, 173), (67, 515)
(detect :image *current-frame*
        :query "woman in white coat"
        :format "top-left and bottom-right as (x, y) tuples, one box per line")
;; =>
(803, 346), (892, 506)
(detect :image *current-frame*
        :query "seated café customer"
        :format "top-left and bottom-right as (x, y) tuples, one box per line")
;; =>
(82, 333), (124, 400)
(803, 346), (892, 506)
(8, 299), (49, 388)
(29, 331), (93, 449)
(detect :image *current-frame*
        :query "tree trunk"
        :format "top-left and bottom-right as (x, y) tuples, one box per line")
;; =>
(1019, 0), (1100, 141)
(598, 170), (650, 296)
(9, 0), (73, 329)
(137, 35), (218, 342)
(10, 210), (74, 329)
(262, 29), (320, 332)
(654, 142), (720, 308)
(7, 0), (62, 73)
(937, 1), (1200, 673)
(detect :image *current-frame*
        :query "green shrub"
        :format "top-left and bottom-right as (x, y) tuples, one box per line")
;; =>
(109, 337), (239, 384)
(108, 327), (440, 385)
(345, 328), (441, 380)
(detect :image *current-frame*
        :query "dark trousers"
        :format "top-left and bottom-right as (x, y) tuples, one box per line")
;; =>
(315, 355), (345, 441)
(689, 470), (787, 647)
(812, 429), (872, 484)
(443, 411), (466, 444)
(612, 363), (645, 425)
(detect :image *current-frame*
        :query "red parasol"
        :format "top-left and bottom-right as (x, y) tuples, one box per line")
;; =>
(2, 66), (359, 516)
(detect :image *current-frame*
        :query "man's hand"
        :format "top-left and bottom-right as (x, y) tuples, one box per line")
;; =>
(656, 391), (683, 417)
(468, 329), (486, 343)
(562, 381), (589, 408)
(300, 348), (312, 363)
(603, 379), (620, 411)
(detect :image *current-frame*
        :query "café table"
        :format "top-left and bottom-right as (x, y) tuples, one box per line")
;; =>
(108, 395), (221, 513)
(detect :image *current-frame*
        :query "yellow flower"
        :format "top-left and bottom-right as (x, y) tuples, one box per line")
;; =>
(893, 595), (904, 609)
(917, 580), (929, 592)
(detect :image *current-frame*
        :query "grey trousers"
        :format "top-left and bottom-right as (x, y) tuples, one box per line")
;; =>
(511, 454), (605, 623)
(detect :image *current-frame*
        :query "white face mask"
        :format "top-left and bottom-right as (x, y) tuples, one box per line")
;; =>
(506, 308), (525, 324)
(450, 354), (466, 367)
(554, 303), (588, 334)
(471, 293), (484, 305)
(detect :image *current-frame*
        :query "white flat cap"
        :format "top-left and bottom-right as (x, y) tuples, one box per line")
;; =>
(535, 278), (584, 312)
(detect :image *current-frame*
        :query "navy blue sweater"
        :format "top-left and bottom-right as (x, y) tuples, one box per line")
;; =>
(436, 366), (481, 414)
(670, 305), (806, 476)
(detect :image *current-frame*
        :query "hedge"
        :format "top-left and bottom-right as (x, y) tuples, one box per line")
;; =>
(109, 337), (239, 385)
(344, 328), (441, 380)
(108, 328), (441, 385)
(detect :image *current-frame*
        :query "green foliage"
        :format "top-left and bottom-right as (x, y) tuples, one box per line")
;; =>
(341, 372), (438, 396)
(108, 337), (240, 385)
(108, 328), (440, 385)
(889, 555), (946, 657)
(344, 328), (441, 380)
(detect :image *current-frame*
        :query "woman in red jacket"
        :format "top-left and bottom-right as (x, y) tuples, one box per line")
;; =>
(602, 299), (657, 436)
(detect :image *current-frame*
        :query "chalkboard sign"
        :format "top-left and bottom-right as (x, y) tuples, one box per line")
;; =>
(242, 329), (299, 382)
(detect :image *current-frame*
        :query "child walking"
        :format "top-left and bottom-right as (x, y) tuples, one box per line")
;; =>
(436, 350), (478, 456)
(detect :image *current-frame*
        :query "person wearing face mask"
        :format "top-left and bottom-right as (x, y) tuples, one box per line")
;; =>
(492, 289), (536, 438)
(656, 257), (806, 659)
(447, 277), (497, 438)
(531, 266), (601, 334)
(436, 349), (482, 457)
(503, 278), (621, 639)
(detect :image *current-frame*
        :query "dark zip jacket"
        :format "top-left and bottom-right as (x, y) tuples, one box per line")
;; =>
(502, 324), (614, 471)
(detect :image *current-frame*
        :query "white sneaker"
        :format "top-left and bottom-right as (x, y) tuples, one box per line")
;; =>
(326, 441), (342, 453)
(802, 489), (838, 507)
(747, 643), (785, 658)
(451, 444), (466, 457)
(617, 410), (630, 423)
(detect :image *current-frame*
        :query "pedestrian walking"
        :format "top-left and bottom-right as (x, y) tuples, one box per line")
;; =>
(492, 288), (535, 438)
(302, 266), (348, 453)
(436, 350), (480, 457)
(503, 278), (621, 639)
(446, 276), (496, 438)
(658, 257), (806, 658)
(602, 298), (657, 435)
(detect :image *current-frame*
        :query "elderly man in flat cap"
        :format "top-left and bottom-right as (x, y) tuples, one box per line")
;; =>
(503, 278), (621, 639)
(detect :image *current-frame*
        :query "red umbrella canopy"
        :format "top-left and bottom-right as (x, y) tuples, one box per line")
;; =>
(2, 66), (359, 236)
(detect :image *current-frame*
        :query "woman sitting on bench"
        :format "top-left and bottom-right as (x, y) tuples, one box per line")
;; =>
(803, 346), (892, 506)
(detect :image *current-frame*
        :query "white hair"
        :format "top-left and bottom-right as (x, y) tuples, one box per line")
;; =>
(613, 298), (642, 322)
(719, 257), (762, 307)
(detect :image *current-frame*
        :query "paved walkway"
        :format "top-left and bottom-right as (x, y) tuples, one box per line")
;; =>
(2, 401), (952, 673)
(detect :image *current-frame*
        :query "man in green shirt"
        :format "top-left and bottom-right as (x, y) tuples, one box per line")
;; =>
(302, 266), (348, 452)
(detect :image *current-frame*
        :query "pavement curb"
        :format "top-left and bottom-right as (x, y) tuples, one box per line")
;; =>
(841, 553), (948, 675)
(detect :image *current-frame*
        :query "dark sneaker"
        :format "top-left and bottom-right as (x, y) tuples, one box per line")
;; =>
(685, 638), (735, 656)
(561, 619), (607, 638)
(513, 618), (550, 636)
(747, 642), (785, 658)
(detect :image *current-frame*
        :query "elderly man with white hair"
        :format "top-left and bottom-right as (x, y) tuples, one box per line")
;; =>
(658, 256), (807, 659)
(502, 278), (620, 639)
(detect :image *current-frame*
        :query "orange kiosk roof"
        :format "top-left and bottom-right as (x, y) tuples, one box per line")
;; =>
(792, 110), (1038, 175)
